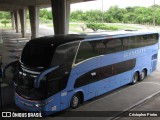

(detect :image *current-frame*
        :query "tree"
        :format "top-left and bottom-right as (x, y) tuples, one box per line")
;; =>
(86, 23), (102, 31)
(39, 9), (52, 20)
(70, 10), (84, 21)
(85, 10), (103, 22)
(1, 19), (10, 27)
(0, 12), (10, 20)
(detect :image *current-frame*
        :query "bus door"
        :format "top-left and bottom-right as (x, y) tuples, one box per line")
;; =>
(59, 67), (71, 110)
(46, 66), (71, 111)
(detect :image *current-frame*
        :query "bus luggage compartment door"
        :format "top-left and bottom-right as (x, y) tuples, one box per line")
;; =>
(151, 53), (158, 72)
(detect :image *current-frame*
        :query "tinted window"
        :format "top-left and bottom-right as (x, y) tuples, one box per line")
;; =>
(104, 38), (123, 53)
(149, 34), (158, 45)
(75, 33), (158, 64)
(75, 41), (99, 64)
(123, 33), (158, 50)
(74, 59), (136, 88)
(52, 42), (79, 67)
(21, 43), (54, 68)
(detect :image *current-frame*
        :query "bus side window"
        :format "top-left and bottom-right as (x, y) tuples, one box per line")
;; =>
(52, 43), (79, 67)
(105, 38), (123, 54)
(114, 38), (123, 52)
(92, 41), (106, 55)
(75, 42), (96, 64)
(123, 37), (129, 50)
(123, 36), (136, 49)
(150, 34), (158, 45)
(135, 35), (144, 48)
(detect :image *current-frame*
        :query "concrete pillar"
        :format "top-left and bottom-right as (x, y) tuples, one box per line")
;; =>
(19, 9), (27, 38)
(51, 0), (70, 35)
(29, 6), (39, 39)
(10, 12), (15, 30)
(14, 10), (20, 33)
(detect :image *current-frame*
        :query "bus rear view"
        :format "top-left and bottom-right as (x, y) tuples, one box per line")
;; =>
(4, 31), (159, 116)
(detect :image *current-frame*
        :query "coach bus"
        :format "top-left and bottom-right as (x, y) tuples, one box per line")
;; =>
(3, 30), (159, 115)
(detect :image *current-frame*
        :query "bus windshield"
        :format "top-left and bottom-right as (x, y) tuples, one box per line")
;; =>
(21, 43), (55, 68)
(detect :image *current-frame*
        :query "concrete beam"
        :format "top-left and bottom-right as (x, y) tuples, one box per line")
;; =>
(70, 0), (95, 4)
(51, 0), (70, 35)
(19, 9), (27, 38)
(10, 12), (15, 30)
(0, 0), (95, 6)
(29, 6), (39, 39)
(0, 4), (25, 11)
(14, 10), (20, 33)
(0, 0), (35, 6)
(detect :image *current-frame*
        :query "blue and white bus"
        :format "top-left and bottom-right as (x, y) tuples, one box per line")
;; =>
(4, 30), (159, 115)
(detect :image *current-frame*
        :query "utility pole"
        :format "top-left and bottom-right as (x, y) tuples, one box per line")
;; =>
(101, 0), (104, 23)
(153, 0), (156, 27)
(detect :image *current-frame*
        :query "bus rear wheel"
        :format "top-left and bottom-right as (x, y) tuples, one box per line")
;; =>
(131, 72), (139, 85)
(140, 69), (147, 81)
(70, 93), (81, 109)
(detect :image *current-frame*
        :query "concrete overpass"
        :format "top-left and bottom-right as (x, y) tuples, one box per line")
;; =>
(0, 0), (95, 39)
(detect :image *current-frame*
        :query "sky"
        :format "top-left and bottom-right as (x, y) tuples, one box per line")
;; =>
(71, 0), (160, 12)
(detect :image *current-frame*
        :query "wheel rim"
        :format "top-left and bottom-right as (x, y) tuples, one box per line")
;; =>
(141, 70), (146, 80)
(72, 96), (79, 107)
(133, 73), (138, 83)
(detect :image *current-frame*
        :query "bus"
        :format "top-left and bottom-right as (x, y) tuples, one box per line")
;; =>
(3, 30), (159, 116)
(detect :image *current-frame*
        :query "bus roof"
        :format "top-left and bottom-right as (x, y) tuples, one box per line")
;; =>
(85, 29), (158, 37)
(28, 30), (158, 47)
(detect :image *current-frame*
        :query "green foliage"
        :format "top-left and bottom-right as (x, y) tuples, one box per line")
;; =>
(86, 23), (118, 31)
(0, 12), (11, 20)
(99, 24), (118, 30)
(70, 5), (160, 25)
(1, 19), (10, 27)
(39, 18), (52, 24)
(39, 9), (52, 20)
(70, 10), (85, 22)
(85, 10), (103, 22)
(86, 23), (102, 31)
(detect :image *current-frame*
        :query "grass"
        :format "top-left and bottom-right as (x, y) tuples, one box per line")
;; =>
(46, 24), (53, 27)
(46, 22), (142, 33)
(104, 23), (140, 30)
(1, 21), (159, 34)
(69, 28), (84, 33)
(0, 23), (12, 29)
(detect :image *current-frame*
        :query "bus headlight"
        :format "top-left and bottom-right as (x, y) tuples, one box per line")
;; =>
(35, 104), (44, 108)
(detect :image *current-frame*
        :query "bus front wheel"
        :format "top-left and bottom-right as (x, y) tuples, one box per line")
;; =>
(131, 72), (139, 85)
(70, 93), (81, 109)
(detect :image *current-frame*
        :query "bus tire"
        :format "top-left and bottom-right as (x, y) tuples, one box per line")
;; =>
(140, 69), (147, 81)
(70, 93), (81, 109)
(131, 72), (139, 85)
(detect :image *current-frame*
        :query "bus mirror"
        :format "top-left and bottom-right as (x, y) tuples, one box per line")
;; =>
(3, 61), (18, 78)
